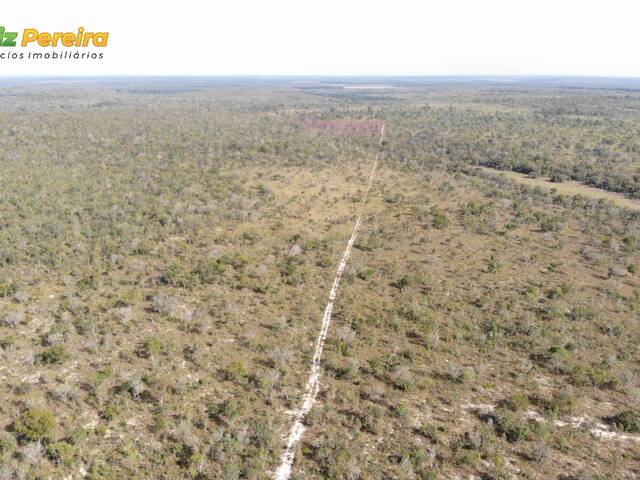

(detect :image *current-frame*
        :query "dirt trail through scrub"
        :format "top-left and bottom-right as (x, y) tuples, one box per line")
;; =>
(273, 123), (385, 480)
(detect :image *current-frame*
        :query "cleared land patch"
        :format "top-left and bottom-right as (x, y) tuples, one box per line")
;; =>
(293, 116), (383, 137)
(476, 166), (640, 211)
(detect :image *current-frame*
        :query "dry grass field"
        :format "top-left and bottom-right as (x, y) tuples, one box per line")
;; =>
(0, 78), (638, 479)
(475, 167), (640, 211)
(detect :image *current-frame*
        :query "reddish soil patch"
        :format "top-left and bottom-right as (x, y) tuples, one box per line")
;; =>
(294, 117), (382, 137)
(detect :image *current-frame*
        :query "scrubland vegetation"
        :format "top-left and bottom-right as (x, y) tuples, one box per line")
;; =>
(0, 78), (638, 479)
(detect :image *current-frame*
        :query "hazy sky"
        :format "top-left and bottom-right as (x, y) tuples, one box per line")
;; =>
(5, 0), (640, 76)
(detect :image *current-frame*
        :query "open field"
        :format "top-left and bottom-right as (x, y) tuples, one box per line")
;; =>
(475, 167), (640, 211)
(0, 78), (639, 479)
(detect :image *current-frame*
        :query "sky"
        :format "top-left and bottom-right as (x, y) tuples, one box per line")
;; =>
(3, 0), (640, 77)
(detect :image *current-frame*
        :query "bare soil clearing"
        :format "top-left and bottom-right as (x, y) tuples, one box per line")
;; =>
(293, 117), (383, 137)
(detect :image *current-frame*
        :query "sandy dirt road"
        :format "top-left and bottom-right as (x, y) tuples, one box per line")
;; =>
(273, 124), (385, 480)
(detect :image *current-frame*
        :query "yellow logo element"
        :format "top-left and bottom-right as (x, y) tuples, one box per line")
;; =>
(21, 27), (108, 47)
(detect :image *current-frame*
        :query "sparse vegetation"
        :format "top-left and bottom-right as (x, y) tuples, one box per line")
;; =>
(0, 78), (638, 478)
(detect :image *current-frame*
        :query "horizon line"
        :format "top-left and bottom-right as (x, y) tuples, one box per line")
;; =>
(1, 73), (640, 80)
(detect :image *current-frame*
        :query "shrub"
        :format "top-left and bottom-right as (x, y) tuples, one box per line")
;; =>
(531, 441), (551, 463)
(160, 263), (194, 288)
(452, 448), (480, 467)
(504, 392), (530, 412)
(486, 255), (500, 273)
(430, 207), (449, 229)
(530, 419), (549, 440)
(15, 408), (55, 442)
(152, 414), (167, 433)
(540, 345), (571, 374)
(607, 410), (640, 433)
(570, 305), (595, 321)
(417, 422), (439, 443)
(151, 294), (191, 321)
(64, 427), (88, 447)
(211, 399), (244, 420)
(224, 361), (249, 383)
(0, 335), (15, 350)
(219, 253), (249, 270)
(451, 365), (476, 384)
(251, 416), (275, 448)
(46, 441), (75, 465)
(38, 345), (68, 364)
(194, 259), (225, 284)
(546, 390), (576, 415)
(393, 402), (410, 418)
(491, 407), (529, 442)
(136, 337), (162, 358)
(279, 255), (302, 278)
(88, 463), (113, 480)
(463, 366), (478, 383)
(102, 403), (120, 421)
(85, 368), (112, 395)
(316, 255), (333, 268)
(390, 366), (415, 391)
(540, 217), (563, 233)
(0, 433), (15, 459)
(362, 405), (384, 434)
(0, 280), (18, 298)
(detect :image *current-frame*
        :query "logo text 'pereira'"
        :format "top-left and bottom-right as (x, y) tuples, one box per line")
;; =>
(0, 27), (108, 47)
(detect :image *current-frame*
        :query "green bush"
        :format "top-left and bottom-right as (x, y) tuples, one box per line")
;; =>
(211, 398), (245, 420)
(160, 263), (194, 288)
(219, 253), (249, 270)
(545, 390), (576, 415)
(316, 255), (333, 268)
(152, 414), (167, 433)
(224, 361), (249, 383)
(540, 217), (563, 233)
(88, 463), (113, 480)
(362, 405), (384, 434)
(39, 345), (68, 364)
(452, 448), (480, 467)
(504, 392), (530, 412)
(393, 402), (410, 418)
(194, 259), (225, 284)
(417, 422), (439, 443)
(102, 402), (120, 421)
(491, 407), (529, 442)
(251, 416), (275, 448)
(47, 441), (75, 465)
(0, 433), (14, 458)
(136, 337), (162, 358)
(15, 407), (55, 442)
(430, 207), (449, 229)
(0, 280), (18, 298)
(570, 305), (595, 321)
(608, 410), (640, 433)
(486, 255), (500, 273)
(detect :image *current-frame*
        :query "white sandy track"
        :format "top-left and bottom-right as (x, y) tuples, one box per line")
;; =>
(273, 124), (385, 480)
